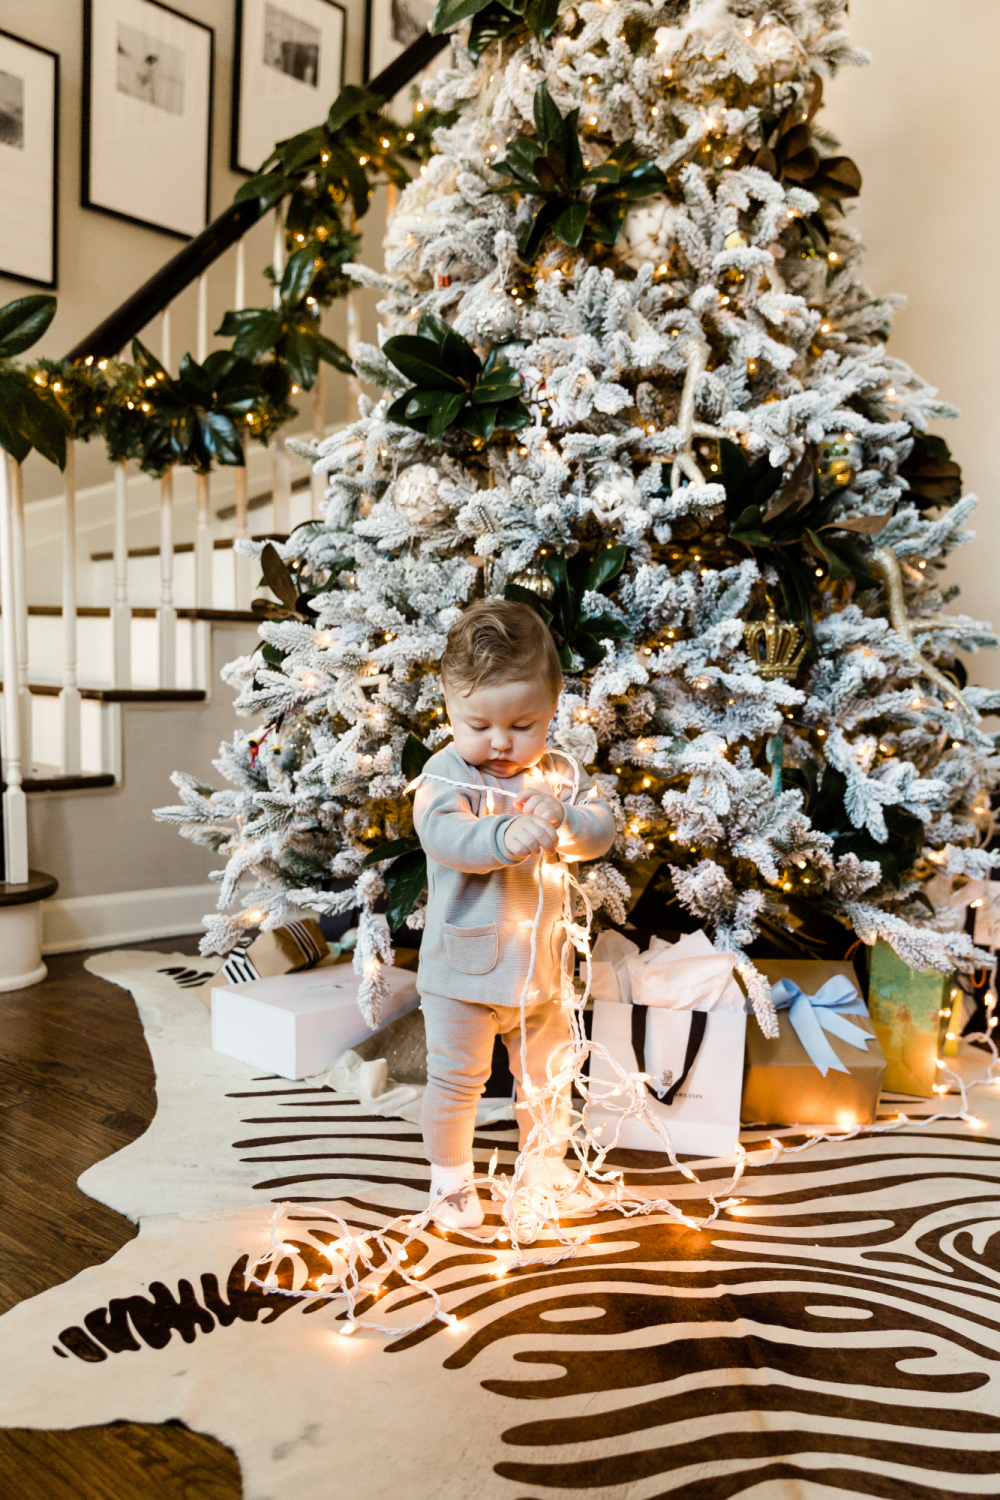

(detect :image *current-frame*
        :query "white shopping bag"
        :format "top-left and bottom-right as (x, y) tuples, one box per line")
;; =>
(587, 929), (747, 1158)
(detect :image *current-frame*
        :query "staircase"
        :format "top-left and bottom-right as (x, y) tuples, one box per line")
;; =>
(0, 31), (448, 971)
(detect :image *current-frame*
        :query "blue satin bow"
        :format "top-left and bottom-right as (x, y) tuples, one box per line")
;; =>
(770, 975), (874, 1077)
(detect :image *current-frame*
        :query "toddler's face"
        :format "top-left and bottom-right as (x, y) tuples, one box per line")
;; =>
(445, 677), (558, 777)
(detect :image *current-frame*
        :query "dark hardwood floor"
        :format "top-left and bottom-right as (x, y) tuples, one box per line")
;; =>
(0, 939), (243, 1500)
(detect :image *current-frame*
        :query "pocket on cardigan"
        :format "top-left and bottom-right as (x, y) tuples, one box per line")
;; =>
(443, 921), (499, 975)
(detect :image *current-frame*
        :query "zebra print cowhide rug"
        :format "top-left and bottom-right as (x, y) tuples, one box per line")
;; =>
(1, 947), (999, 1499)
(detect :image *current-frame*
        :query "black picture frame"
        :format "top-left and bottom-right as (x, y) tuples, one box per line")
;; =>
(231, 0), (346, 178)
(81, 0), (215, 241)
(0, 29), (60, 288)
(364, 0), (434, 84)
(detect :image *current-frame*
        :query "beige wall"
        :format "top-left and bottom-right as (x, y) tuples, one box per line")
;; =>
(1, 0), (378, 504)
(824, 0), (1000, 692)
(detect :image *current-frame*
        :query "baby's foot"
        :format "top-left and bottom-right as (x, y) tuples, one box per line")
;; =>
(429, 1164), (485, 1231)
(522, 1159), (604, 1217)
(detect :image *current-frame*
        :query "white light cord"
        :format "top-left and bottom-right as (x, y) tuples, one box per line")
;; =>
(240, 762), (1000, 1335)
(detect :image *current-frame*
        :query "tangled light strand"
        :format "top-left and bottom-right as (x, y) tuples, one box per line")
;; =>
(240, 761), (1000, 1334)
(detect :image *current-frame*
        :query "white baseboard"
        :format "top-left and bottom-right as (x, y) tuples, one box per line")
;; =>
(42, 883), (217, 954)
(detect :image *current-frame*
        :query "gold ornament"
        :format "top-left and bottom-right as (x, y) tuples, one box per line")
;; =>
(744, 605), (808, 681)
(816, 436), (860, 495)
(510, 567), (555, 600)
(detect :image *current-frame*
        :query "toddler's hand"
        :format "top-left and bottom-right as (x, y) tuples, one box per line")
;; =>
(514, 791), (566, 828)
(502, 813), (560, 859)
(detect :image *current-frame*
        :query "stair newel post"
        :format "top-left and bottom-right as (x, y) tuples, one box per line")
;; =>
(112, 459), (132, 689)
(310, 360), (325, 520)
(271, 205), (292, 534)
(59, 438), (82, 774)
(195, 469), (214, 609)
(158, 466), (177, 687)
(0, 452), (28, 884)
(9, 461), (32, 775)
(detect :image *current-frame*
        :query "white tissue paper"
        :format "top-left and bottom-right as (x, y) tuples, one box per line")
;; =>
(590, 928), (746, 1011)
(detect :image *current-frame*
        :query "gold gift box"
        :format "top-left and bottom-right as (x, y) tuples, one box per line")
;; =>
(741, 959), (887, 1127)
(197, 918), (335, 1009)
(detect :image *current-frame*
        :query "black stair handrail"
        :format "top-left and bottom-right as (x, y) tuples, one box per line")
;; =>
(65, 30), (450, 365)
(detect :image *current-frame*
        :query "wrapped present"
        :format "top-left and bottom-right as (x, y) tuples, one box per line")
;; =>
(589, 930), (747, 1158)
(866, 940), (952, 1096)
(197, 920), (345, 1010)
(742, 960), (887, 1127)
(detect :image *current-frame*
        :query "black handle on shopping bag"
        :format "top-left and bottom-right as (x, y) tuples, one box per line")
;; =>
(631, 1006), (707, 1107)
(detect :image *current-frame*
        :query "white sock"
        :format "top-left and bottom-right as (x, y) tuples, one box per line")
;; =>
(429, 1162), (484, 1230)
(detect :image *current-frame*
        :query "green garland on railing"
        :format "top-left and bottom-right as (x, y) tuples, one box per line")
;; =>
(0, 84), (442, 477)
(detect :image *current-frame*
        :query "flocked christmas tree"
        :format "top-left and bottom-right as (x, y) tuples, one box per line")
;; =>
(157, 0), (1000, 1032)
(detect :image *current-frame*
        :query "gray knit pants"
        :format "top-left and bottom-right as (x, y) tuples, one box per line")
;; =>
(420, 992), (573, 1168)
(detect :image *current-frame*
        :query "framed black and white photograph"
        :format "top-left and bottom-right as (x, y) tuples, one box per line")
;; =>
(0, 31), (59, 288)
(82, 0), (214, 240)
(364, 0), (434, 82)
(232, 0), (346, 176)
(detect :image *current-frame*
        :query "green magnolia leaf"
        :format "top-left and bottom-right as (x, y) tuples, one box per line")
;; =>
(519, 199), (565, 262)
(533, 81), (565, 150)
(492, 399), (530, 430)
(467, 1), (523, 60)
(381, 335), (466, 392)
(234, 172), (293, 212)
(218, 308), (285, 360)
(573, 631), (607, 669)
(277, 126), (327, 174)
(431, 0), (494, 33)
(315, 332), (354, 374)
(326, 84), (384, 131)
(384, 849), (429, 930)
(417, 313), (482, 386)
(470, 361), (522, 402)
(280, 246), (318, 306)
(426, 391), (466, 440)
(260, 543), (299, 609)
(523, 0), (561, 38)
(404, 389), (450, 417)
(503, 581), (554, 625)
(551, 200), (589, 247)
(281, 325), (320, 389)
(15, 385), (67, 468)
(0, 294), (57, 358)
(584, 543), (627, 592)
(362, 835), (423, 869)
(806, 528), (853, 582)
(199, 410), (245, 467)
(402, 732), (433, 783)
(457, 403), (496, 441)
(0, 383), (32, 464)
(578, 612), (631, 640)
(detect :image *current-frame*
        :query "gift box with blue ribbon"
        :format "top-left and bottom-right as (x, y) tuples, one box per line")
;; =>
(741, 960), (887, 1126)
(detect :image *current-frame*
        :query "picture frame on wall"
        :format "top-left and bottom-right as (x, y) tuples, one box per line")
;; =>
(82, 0), (214, 240)
(364, 0), (434, 82)
(0, 30), (59, 288)
(232, 0), (346, 177)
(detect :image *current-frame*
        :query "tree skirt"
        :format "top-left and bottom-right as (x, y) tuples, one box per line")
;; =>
(1, 950), (999, 1500)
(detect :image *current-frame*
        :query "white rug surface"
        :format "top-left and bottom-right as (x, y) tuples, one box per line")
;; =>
(2, 951), (1000, 1500)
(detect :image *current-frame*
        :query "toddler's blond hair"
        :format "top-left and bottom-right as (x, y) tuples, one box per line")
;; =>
(441, 599), (562, 697)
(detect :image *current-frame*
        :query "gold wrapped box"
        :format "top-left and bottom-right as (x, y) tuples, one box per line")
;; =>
(741, 959), (887, 1127)
(865, 940), (952, 1097)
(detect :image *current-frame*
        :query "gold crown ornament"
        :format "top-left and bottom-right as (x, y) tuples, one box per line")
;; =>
(744, 605), (808, 681)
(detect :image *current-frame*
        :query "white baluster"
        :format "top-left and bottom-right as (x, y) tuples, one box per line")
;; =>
(158, 467), (177, 686)
(0, 452), (29, 883)
(60, 439), (81, 774)
(233, 242), (254, 609)
(161, 306), (172, 373)
(234, 239), (246, 316)
(271, 205), (291, 533)
(195, 469), (213, 609)
(197, 272), (209, 363)
(112, 459), (131, 689)
(10, 462), (31, 773)
(311, 361), (325, 520)
(346, 287), (360, 424)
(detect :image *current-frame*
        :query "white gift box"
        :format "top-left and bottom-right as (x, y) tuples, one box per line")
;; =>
(588, 929), (747, 1158)
(211, 965), (420, 1081)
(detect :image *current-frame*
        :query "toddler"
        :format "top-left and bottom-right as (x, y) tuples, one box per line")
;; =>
(412, 600), (616, 1230)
